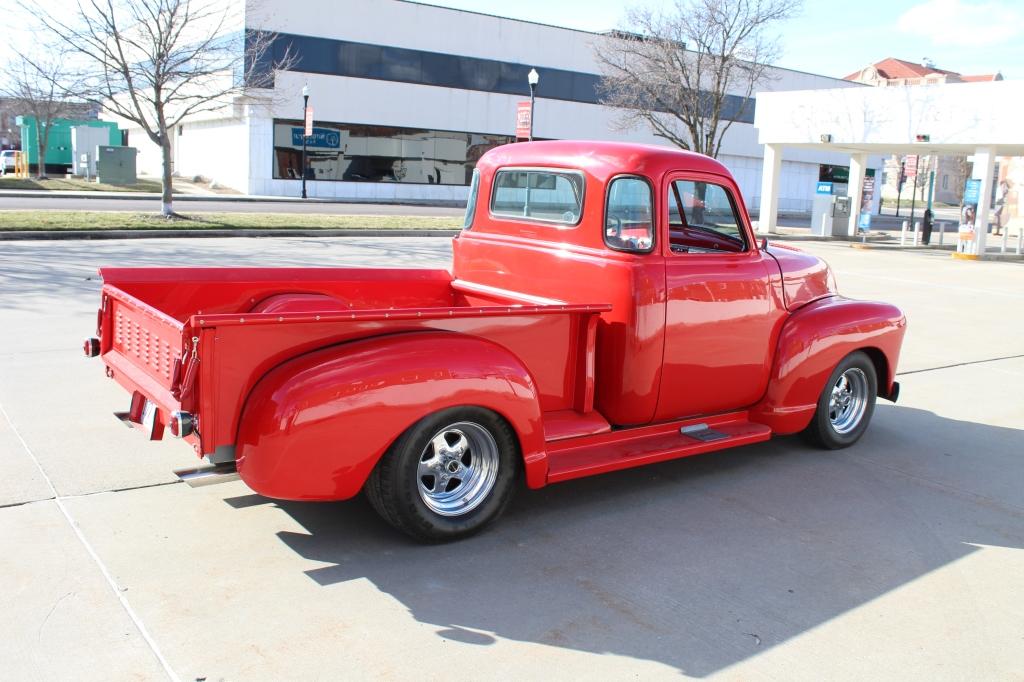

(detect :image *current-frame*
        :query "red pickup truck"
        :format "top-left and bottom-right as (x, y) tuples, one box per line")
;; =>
(85, 141), (905, 541)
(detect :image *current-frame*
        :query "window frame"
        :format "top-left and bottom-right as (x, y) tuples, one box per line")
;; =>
(664, 175), (751, 256)
(488, 166), (586, 228)
(603, 173), (657, 254)
(463, 168), (480, 230)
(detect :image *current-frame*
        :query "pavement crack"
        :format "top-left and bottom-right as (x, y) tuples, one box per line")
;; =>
(0, 496), (56, 509)
(63, 479), (183, 499)
(896, 353), (1024, 376)
(38, 591), (74, 641)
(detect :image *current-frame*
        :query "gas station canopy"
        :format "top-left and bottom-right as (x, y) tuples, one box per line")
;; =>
(754, 79), (1024, 255)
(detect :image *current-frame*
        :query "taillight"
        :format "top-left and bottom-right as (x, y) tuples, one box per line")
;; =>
(83, 337), (100, 357)
(169, 411), (195, 438)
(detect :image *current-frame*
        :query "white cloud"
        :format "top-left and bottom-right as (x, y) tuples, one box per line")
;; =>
(897, 0), (1022, 47)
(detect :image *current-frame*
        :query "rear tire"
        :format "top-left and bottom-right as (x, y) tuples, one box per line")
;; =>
(803, 351), (878, 450)
(365, 406), (519, 542)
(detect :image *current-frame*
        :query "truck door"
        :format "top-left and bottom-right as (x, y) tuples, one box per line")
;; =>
(654, 173), (784, 421)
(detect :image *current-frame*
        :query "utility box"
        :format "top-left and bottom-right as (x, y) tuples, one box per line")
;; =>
(96, 146), (138, 185)
(71, 126), (111, 178)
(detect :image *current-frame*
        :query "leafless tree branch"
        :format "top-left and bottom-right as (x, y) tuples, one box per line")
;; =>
(19, 0), (296, 214)
(595, 0), (800, 158)
(0, 49), (89, 179)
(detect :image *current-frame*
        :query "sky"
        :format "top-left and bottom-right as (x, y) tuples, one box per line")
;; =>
(5, 0), (1020, 81)
(416, 0), (1023, 79)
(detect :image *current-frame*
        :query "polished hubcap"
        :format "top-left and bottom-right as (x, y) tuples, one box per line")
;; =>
(416, 422), (499, 517)
(829, 368), (869, 435)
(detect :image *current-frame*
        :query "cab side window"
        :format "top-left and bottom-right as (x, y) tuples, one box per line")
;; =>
(668, 180), (747, 253)
(604, 176), (654, 253)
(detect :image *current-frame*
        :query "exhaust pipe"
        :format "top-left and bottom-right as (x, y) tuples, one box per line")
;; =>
(173, 463), (240, 488)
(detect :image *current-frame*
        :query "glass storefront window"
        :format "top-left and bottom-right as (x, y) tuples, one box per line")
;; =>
(272, 119), (512, 186)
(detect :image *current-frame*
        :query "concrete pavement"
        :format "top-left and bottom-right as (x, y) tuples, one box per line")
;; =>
(1, 238), (1022, 680)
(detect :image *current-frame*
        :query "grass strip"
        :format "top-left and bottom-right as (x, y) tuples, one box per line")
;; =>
(0, 177), (164, 193)
(0, 211), (462, 231)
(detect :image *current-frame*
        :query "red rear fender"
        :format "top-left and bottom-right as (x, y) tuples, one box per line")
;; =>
(235, 331), (546, 501)
(751, 296), (906, 434)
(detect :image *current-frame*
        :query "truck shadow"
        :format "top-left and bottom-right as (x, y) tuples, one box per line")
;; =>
(226, 404), (1023, 677)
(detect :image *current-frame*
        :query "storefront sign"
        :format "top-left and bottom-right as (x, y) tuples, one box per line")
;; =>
(291, 127), (341, 149)
(816, 181), (833, 195)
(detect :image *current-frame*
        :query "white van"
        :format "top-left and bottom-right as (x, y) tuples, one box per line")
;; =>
(0, 150), (17, 175)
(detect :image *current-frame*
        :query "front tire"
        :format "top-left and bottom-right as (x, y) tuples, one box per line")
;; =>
(365, 406), (520, 542)
(803, 351), (878, 449)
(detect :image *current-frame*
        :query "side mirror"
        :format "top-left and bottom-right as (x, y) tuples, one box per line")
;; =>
(760, 237), (769, 251)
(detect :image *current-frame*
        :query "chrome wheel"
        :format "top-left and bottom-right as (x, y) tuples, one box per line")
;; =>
(829, 368), (869, 435)
(416, 422), (499, 517)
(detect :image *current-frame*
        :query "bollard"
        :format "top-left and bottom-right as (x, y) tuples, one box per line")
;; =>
(900, 220), (908, 246)
(1002, 228), (1008, 254)
(939, 221), (945, 246)
(914, 221), (921, 247)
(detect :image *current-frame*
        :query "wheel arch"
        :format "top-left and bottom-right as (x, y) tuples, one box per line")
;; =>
(234, 330), (547, 501)
(751, 296), (906, 435)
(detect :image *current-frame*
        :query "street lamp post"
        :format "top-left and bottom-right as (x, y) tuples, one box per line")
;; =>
(301, 84), (309, 199)
(527, 68), (539, 142)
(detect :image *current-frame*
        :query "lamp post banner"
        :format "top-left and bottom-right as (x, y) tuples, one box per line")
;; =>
(515, 101), (531, 140)
(304, 106), (314, 136)
(904, 155), (919, 178)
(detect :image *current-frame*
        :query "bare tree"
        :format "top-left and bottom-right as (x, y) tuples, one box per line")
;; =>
(0, 50), (85, 179)
(595, 0), (800, 158)
(24, 0), (293, 215)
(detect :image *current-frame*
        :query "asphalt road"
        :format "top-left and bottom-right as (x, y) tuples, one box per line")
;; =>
(0, 194), (466, 215)
(1, 237), (1022, 680)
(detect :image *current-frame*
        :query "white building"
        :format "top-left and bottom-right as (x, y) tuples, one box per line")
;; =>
(118, 0), (870, 211)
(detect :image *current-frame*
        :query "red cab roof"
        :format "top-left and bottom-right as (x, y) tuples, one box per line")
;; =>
(477, 140), (732, 183)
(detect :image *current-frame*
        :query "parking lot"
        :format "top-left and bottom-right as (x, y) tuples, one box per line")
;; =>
(1, 236), (1022, 681)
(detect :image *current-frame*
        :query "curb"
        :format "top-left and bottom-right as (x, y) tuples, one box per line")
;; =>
(0, 228), (462, 241)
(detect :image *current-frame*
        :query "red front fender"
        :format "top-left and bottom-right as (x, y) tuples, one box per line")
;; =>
(751, 296), (906, 435)
(235, 331), (546, 501)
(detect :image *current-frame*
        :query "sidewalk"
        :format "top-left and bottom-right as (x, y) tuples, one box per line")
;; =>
(0, 188), (463, 207)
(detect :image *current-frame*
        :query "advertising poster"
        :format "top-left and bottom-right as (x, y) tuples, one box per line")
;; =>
(858, 171), (876, 229)
(959, 178), (982, 252)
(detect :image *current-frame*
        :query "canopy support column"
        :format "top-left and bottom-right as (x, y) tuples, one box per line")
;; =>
(971, 147), (996, 256)
(757, 144), (782, 234)
(846, 153), (868, 237)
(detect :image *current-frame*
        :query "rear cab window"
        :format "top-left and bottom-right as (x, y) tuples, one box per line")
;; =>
(490, 168), (584, 225)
